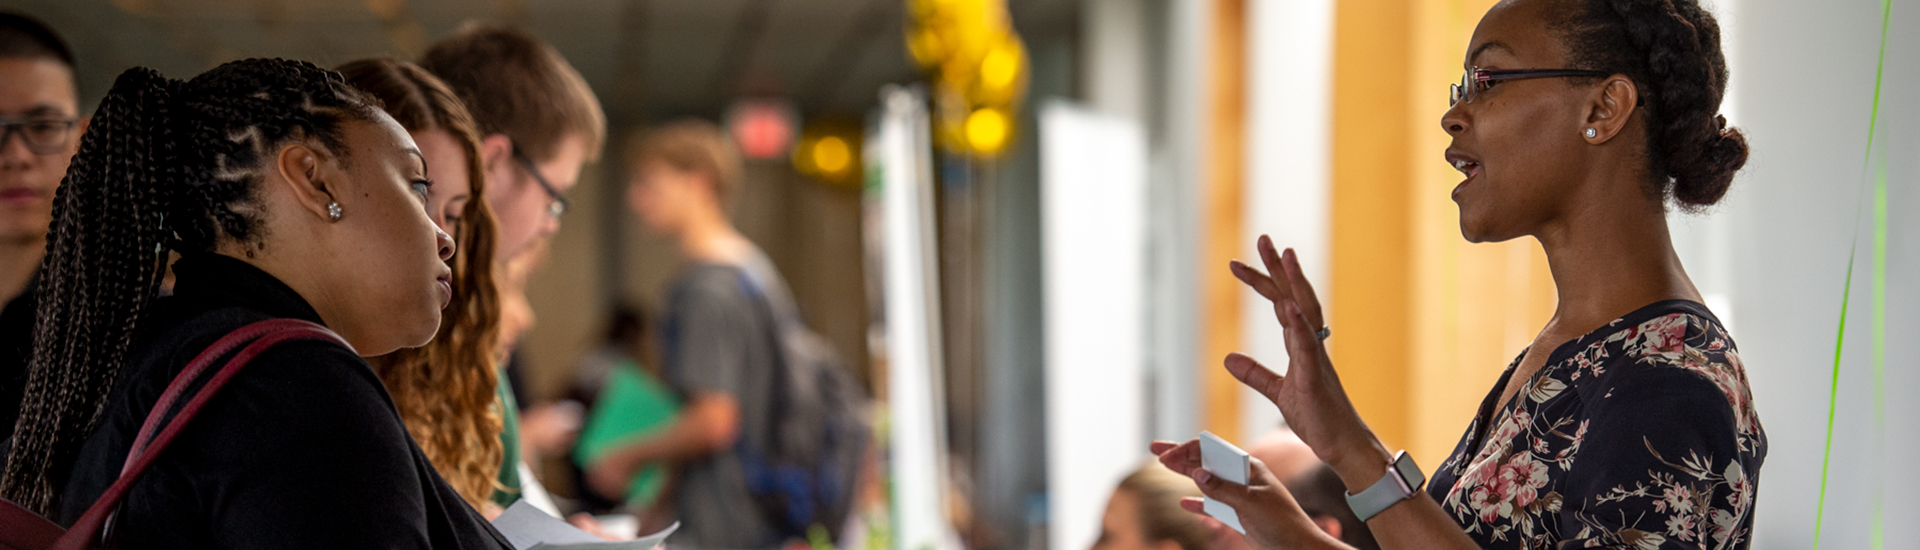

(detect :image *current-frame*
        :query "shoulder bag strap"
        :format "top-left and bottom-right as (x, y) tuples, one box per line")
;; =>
(53, 319), (347, 550)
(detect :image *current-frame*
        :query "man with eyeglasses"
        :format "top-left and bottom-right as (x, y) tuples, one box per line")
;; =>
(423, 24), (606, 517)
(0, 12), (82, 453)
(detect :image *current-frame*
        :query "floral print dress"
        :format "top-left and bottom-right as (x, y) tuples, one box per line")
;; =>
(1426, 300), (1766, 550)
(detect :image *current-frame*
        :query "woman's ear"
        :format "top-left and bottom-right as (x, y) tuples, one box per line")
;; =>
(273, 142), (340, 221)
(1583, 75), (1640, 144)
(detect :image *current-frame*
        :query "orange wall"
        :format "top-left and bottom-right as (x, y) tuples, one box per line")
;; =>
(1202, 0), (1248, 442)
(1330, 0), (1559, 468)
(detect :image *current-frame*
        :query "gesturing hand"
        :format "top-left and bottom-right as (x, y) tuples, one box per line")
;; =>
(1148, 439), (1342, 550)
(1225, 236), (1385, 472)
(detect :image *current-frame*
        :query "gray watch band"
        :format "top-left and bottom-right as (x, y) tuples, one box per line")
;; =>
(1344, 450), (1425, 522)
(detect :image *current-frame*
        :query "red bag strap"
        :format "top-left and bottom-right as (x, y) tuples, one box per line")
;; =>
(53, 319), (347, 550)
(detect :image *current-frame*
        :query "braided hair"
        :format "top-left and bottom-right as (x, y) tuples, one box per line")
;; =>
(0, 59), (380, 514)
(1554, 0), (1749, 211)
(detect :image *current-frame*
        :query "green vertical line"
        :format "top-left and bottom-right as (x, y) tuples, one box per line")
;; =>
(1814, 1), (1891, 548)
(1814, 248), (1857, 550)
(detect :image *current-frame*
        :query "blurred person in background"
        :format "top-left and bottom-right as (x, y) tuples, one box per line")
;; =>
(1092, 462), (1211, 550)
(592, 119), (865, 549)
(423, 24), (606, 514)
(337, 57), (507, 516)
(1154, 0), (1762, 548)
(0, 11), (82, 455)
(569, 303), (680, 516)
(7, 58), (508, 547)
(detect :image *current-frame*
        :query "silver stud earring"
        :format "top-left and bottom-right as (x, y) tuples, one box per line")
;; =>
(327, 202), (342, 221)
(1584, 128), (1598, 139)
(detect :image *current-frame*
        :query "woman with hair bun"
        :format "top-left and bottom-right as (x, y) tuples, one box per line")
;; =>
(1153, 0), (1764, 548)
(0, 58), (510, 548)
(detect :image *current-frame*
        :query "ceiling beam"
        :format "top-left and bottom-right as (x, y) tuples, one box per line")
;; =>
(800, 0), (893, 114)
(704, 0), (775, 102)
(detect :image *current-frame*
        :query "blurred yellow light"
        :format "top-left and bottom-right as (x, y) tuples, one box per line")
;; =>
(812, 136), (852, 176)
(964, 107), (1010, 154)
(980, 39), (1021, 91)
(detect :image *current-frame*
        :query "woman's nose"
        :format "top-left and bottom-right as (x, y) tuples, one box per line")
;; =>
(436, 226), (456, 262)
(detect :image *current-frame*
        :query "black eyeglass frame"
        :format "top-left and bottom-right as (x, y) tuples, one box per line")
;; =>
(511, 148), (570, 218)
(1449, 67), (1614, 106)
(0, 117), (79, 156)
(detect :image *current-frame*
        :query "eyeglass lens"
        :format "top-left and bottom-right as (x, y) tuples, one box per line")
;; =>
(0, 120), (77, 155)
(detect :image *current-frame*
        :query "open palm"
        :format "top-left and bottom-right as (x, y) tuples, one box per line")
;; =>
(1225, 236), (1375, 467)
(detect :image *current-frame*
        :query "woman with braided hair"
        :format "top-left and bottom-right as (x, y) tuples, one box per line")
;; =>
(336, 57), (509, 517)
(1153, 0), (1762, 549)
(0, 58), (511, 548)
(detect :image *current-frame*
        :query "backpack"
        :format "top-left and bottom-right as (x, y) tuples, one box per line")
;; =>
(707, 256), (871, 542)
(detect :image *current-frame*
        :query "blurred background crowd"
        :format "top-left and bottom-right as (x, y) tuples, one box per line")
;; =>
(0, 0), (1915, 549)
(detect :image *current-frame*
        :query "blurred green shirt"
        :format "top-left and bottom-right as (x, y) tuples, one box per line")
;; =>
(575, 359), (681, 509)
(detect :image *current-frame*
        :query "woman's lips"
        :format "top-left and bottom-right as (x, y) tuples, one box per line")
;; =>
(436, 274), (453, 306)
(0, 188), (45, 206)
(1448, 158), (1482, 200)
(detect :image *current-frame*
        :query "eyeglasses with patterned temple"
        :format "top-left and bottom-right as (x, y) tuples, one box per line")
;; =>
(1449, 67), (1613, 106)
(0, 117), (78, 156)
(512, 148), (570, 219)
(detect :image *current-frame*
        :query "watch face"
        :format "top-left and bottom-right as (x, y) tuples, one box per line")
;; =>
(1392, 450), (1425, 492)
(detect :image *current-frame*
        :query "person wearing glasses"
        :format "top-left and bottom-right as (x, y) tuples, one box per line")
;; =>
(422, 24), (606, 516)
(1153, 0), (1763, 549)
(0, 12), (82, 457)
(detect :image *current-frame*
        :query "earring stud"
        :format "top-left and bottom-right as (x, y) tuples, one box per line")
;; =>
(1584, 128), (1598, 139)
(327, 202), (342, 221)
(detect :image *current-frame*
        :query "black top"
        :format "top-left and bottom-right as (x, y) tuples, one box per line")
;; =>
(1426, 300), (1766, 549)
(0, 274), (35, 448)
(56, 253), (511, 549)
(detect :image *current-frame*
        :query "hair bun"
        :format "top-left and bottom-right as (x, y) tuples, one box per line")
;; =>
(1671, 123), (1747, 209)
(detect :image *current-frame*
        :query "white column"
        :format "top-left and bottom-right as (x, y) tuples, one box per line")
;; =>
(1240, 0), (1334, 435)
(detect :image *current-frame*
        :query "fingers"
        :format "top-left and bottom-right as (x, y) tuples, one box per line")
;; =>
(1229, 260), (1282, 302)
(1279, 302), (1328, 376)
(1149, 440), (1179, 455)
(1255, 236), (1297, 305)
(1189, 466), (1255, 510)
(1180, 497), (1206, 515)
(1279, 248), (1326, 330)
(1154, 439), (1204, 477)
(1224, 353), (1285, 402)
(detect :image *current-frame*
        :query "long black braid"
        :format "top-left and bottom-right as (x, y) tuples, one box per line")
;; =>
(0, 59), (379, 514)
(1554, 0), (1750, 211)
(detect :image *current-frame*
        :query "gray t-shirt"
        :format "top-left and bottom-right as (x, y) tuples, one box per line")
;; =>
(660, 264), (784, 550)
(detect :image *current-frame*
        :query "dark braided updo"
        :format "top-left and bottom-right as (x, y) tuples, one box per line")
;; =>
(0, 59), (380, 514)
(1554, 0), (1749, 211)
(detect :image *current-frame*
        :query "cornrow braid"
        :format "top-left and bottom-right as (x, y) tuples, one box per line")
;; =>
(1556, 0), (1749, 211)
(0, 59), (380, 515)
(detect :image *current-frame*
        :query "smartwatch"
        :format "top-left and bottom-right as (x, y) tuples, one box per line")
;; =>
(1344, 450), (1425, 521)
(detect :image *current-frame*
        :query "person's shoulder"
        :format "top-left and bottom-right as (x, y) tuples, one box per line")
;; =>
(666, 264), (752, 304)
(1576, 304), (1759, 435)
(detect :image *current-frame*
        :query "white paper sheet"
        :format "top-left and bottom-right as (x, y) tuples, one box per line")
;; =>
(491, 500), (679, 550)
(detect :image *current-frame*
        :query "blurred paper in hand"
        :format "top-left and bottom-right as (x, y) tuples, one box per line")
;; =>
(492, 500), (679, 550)
(1198, 431), (1249, 534)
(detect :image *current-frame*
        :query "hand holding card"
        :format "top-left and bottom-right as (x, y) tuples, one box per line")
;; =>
(1197, 431), (1251, 534)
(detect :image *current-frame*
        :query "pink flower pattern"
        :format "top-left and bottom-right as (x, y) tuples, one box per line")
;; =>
(1427, 302), (1765, 549)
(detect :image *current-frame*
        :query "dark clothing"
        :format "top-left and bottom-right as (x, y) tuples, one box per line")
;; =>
(1426, 300), (1765, 549)
(660, 263), (784, 550)
(56, 253), (510, 549)
(0, 274), (35, 448)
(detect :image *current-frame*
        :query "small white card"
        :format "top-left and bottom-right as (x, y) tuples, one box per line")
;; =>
(492, 499), (679, 550)
(1198, 431), (1250, 534)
